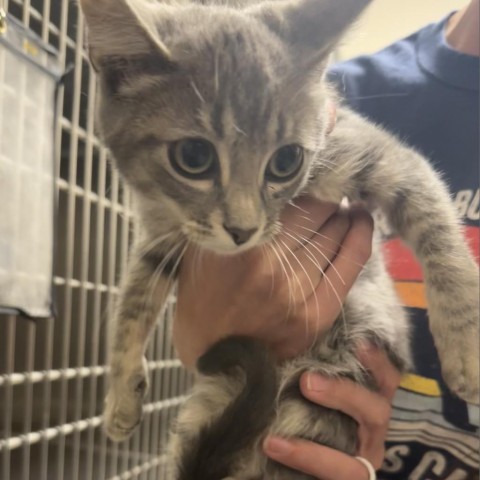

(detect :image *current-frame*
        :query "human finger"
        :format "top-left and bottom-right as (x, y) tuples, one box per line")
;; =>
(356, 344), (402, 401)
(263, 436), (372, 480)
(299, 373), (390, 468)
(300, 373), (390, 439)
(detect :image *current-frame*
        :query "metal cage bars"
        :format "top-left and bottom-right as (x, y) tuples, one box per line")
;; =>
(0, 1), (192, 479)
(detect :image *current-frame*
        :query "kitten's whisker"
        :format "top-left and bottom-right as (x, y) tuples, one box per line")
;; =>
(280, 228), (347, 331)
(280, 231), (324, 272)
(282, 230), (344, 313)
(261, 244), (276, 298)
(193, 244), (207, 295)
(192, 243), (202, 294)
(275, 238), (307, 320)
(287, 200), (311, 215)
(233, 123), (247, 137)
(150, 242), (186, 312)
(293, 222), (363, 259)
(143, 238), (183, 321)
(305, 249), (346, 333)
(296, 215), (316, 224)
(213, 51), (219, 95)
(283, 227), (346, 286)
(293, 223), (344, 248)
(165, 242), (188, 292)
(137, 232), (175, 258)
(280, 236), (327, 346)
(348, 92), (409, 101)
(145, 246), (178, 305)
(190, 79), (205, 104)
(270, 238), (294, 317)
(293, 225), (367, 270)
(279, 238), (319, 340)
(143, 244), (178, 308)
(314, 156), (353, 175)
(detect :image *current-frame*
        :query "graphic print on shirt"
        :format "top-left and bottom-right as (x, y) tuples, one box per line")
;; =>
(377, 189), (480, 480)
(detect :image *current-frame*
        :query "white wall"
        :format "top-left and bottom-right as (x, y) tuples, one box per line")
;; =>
(338, 0), (468, 60)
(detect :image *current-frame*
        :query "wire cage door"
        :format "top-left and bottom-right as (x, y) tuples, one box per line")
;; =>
(0, 1), (191, 479)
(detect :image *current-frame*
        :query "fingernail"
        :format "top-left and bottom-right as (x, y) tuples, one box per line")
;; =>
(306, 373), (328, 392)
(264, 436), (292, 456)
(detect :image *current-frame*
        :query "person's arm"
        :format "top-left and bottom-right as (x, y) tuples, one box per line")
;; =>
(173, 196), (374, 367)
(263, 345), (401, 479)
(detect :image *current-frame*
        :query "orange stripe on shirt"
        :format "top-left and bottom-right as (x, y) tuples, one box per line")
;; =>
(384, 225), (479, 283)
(395, 282), (427, 309)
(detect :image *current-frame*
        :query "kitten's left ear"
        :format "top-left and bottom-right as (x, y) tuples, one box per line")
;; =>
(79, 0), (171, 72)
(250, 0), (372, 68)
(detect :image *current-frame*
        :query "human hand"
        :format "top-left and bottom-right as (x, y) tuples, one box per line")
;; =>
(263, 345), (401, 479)
(173, 196), (373, 368)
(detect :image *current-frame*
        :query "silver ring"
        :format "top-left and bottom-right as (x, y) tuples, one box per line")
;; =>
(355, 456), (377, 480)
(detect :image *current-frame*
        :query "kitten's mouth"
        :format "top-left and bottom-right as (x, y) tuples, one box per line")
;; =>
(188, 234), (259, 255)
(184, 229), (266, 255)
(181, 219), (274, 255)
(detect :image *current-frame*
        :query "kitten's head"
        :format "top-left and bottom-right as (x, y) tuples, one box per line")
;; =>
(81, 0), (370, 253)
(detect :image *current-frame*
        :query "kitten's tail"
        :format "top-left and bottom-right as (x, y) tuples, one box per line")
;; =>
(178, 336), (277, 480)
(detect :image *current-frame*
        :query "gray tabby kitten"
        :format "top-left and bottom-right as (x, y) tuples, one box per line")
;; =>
(80, 0), (479, 477)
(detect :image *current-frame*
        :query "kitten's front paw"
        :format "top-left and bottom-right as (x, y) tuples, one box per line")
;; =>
(438, 327), (479, 405)
(430, 275), (479, 405)
(103, 359), (149, 441)
(428, 261), (480, 405)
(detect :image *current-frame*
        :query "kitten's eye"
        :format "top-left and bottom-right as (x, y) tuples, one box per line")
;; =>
(266, 145), (304, 182)
(169, 138), (217, 179)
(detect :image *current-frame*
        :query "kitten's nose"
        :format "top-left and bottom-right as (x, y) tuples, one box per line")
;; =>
(223, 225), (257, 246)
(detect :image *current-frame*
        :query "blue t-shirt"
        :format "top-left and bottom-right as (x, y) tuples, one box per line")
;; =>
(329, 15), (479, 480)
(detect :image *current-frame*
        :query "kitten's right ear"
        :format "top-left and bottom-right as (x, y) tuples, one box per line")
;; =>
(80, 0), (173, 92)
(251, 0), (372, 67)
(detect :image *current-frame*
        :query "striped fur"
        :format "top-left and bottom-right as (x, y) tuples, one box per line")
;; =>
(79, 0), (479, 477)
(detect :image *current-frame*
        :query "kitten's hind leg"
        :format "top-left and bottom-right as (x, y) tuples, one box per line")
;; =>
(104, 250), (177, 441)
(264, 356), (363, 480)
